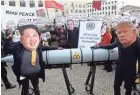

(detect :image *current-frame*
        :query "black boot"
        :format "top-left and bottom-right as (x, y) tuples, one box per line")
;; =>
(34, 90), (40, 95)
(106, 61), (113, 72)
(103, 64), (107, 70)
(125, 89), (132, 95)
(5, 83), (16, 89)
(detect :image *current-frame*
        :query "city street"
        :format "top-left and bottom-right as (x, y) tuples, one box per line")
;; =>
(2, 63), (128, 95)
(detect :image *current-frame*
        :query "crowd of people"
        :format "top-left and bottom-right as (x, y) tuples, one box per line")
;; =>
(1, 19), (140, 95)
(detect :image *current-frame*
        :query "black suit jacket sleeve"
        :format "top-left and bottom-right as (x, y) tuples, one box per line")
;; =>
(99, 39), (119, 49)
(137, 37), (140, 73)
(40, 44), (58, 51)
(8, 42), (20, 54)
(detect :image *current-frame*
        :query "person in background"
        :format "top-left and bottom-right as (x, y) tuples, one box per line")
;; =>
(55, 26), (67, 48)
(1, 30), (16, 89)
(98, 23), (113, 72)
(3, 27), (14, 55)
(67, 19), (79, 48)
(110, 27), (117, 43)
(136, 22), (140, 36)
(132, 20), (137, 27)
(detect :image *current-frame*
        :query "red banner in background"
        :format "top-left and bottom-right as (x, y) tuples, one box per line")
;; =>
(45, 0), (64, 10)
(92, 0), (101, 10)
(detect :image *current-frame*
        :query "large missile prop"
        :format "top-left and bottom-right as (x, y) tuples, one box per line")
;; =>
(1, 47), (119, 95)
(1, 48), (118, 64)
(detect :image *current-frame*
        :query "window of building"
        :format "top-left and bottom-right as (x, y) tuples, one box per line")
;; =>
(71, 9), (73, 13)
(83, 10), (85, 13)
(1, 0), (4, 5)
(115, 11), (117, 15)
(30, 0), (35, 8)
(79, 4), (81, 8)
(114, 6), (116, 10)
(108, 6), (110, 10)
(38, 0), (43, 7)
(108, 2), (110, 4)
(106, 12), (107, 15)
(115, 1), (117, 3)
(83, 5), (85, 8)
(103, 12), (104, 14)
(112, 11), (113, 14)
(55, 9), (58, 12)
(90, 5), (92, 7)
(112, 1), (114, 4)
(106, 2), (107, 4)
(88, 9), (89, 12)
(75, 9), (78, 13)
(105, 7), (107, 10)
(9, 0), (15, 6)
(103, 7), (104, 10)
(79, 10), (82, 13)
(108, 12), (110, 15)
(20, 0), (26, 7)
(112, 6), (116, 10)
(90, 9), (92, 12)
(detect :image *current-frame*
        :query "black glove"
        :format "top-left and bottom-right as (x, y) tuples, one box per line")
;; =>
(90, 45), (99, 49)
(136, 73), (140, 78)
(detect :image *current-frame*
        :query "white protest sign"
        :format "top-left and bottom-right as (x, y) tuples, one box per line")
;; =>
(1, 6), (46, 29)
(36, 18), (47, 27)
(6, 20), (16, 30)
(78, 20), (102, 48)
(18, 19), (27, 26)
(47, 19), (53, 25)
(41, 32), (51, 41)
(13, 30), (21, 42)
(13, 36), (21, 42)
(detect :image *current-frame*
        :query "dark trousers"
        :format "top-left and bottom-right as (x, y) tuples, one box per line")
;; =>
(1, 62), (10, 87)
(114, 66), (135, 95)
(21, 75), (40, 95)
(104, 61), (113, 71)
(138, 62), (140, 74)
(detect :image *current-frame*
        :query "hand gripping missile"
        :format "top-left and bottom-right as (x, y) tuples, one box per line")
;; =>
(1, 47), (118, 64)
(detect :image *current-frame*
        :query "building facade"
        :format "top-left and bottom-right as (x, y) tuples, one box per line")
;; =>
(87, 0), (125, 16)
(63, 0), (125, 17)
(1, 0), (44, 8)
(120, 5), (140, 15)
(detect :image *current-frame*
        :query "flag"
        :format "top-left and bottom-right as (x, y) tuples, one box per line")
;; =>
(45, 0), (64, 10)
(92, 0), (101, 10)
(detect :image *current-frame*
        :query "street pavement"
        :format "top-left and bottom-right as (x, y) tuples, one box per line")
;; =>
(1, 63), (139, 95)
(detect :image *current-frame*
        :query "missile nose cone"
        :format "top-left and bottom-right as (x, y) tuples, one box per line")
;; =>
(1, 55), (14, 63)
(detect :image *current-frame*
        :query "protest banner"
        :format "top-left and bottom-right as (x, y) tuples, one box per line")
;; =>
(1, 6), (46, 29)
(78, 20), (102, 48)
